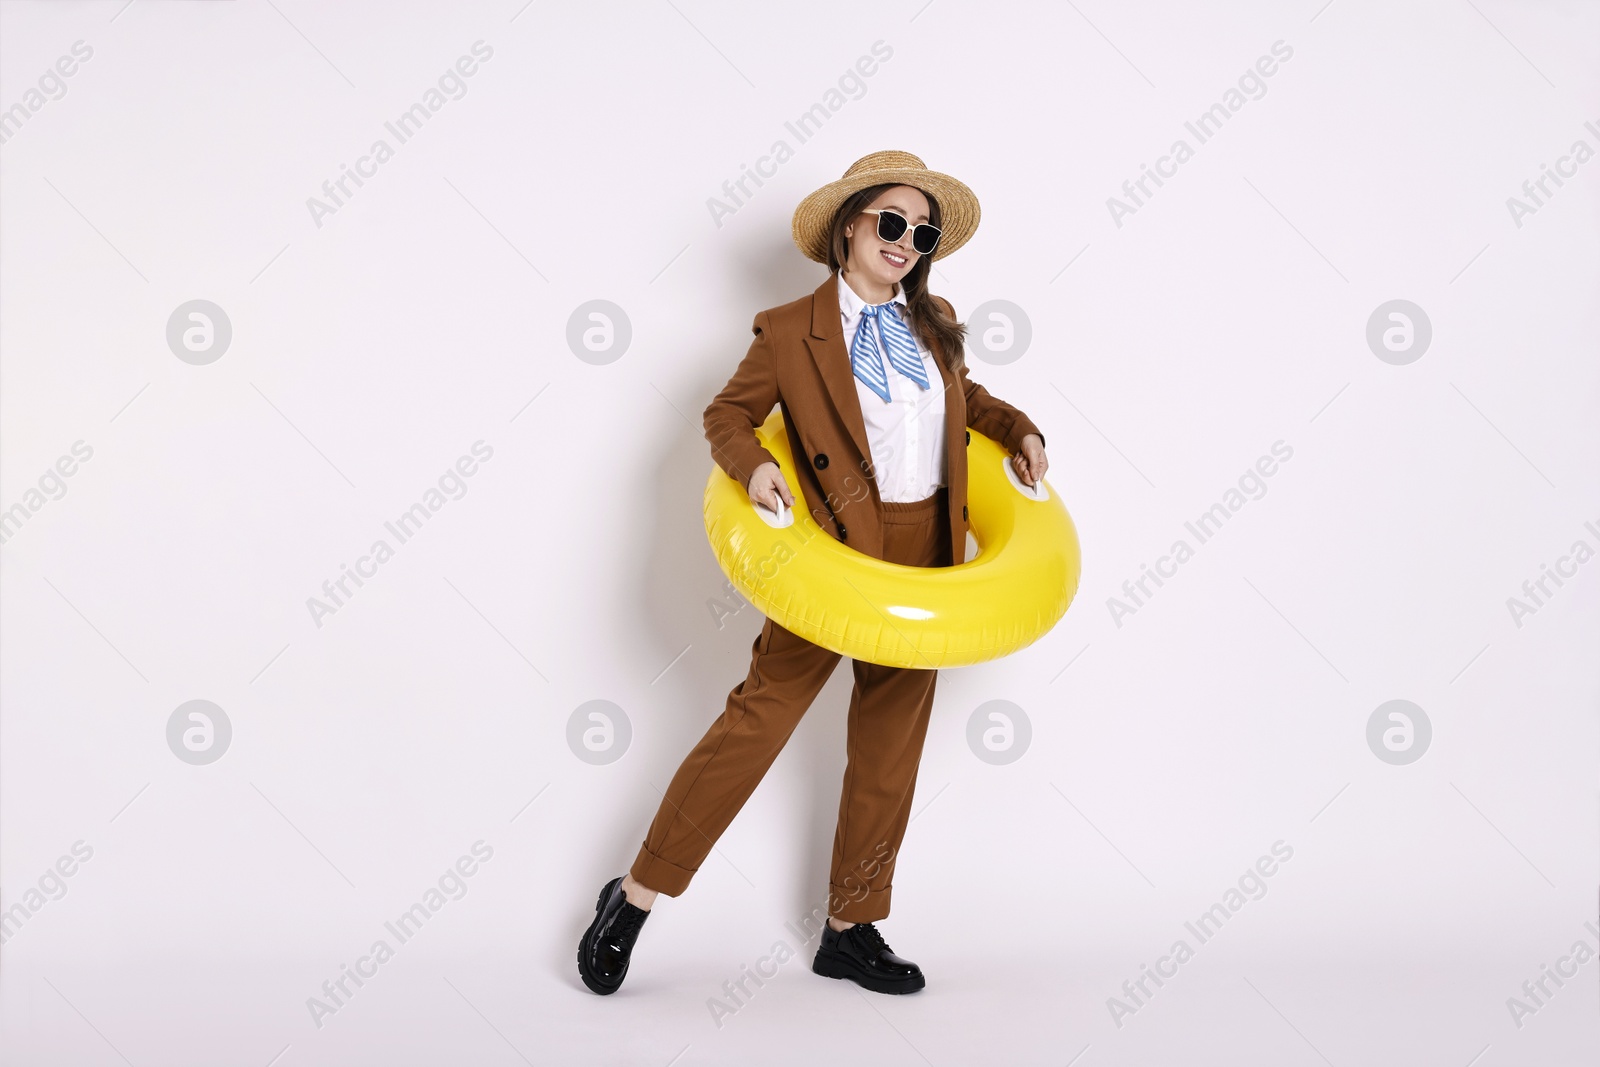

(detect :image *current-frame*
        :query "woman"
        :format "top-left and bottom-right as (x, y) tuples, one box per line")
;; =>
(579, 150), (1048, 996)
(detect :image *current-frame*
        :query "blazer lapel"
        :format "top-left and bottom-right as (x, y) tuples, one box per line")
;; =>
(803, 273), (874, 467)
(932, 326), (967, 556)
(931, 330), (964, 467)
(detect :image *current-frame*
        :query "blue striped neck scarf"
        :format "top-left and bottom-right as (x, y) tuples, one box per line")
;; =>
(850, 299), (930, 403)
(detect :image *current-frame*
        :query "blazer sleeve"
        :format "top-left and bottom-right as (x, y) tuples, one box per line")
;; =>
(703, 309), (782, 490)
(935, 295), (1047, 454)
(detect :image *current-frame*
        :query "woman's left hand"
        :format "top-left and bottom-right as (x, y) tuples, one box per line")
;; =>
(1012, 433), (1048, 487)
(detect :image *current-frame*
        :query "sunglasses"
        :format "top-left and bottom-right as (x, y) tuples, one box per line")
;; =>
(859, 209), (942, 257)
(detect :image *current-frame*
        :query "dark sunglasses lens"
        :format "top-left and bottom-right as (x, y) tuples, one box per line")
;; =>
(875, 211), (908, 242)
(911, 225), (941, 255)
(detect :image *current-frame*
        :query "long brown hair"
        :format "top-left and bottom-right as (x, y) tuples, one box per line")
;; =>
(826, 184), (967, 374)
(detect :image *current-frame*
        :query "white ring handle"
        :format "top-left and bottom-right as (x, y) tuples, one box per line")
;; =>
(1002, 455), (1049, 501)
(754, 490), (794, 528)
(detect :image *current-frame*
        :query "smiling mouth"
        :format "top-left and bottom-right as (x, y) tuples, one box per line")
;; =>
(881, 250), (907, 267)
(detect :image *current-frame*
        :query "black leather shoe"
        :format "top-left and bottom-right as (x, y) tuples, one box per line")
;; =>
(577, 876), (650, 995)
(812, 921), (925, 994)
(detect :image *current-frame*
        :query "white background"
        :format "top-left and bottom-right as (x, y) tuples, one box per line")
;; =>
(1, 1), (1596, 1064)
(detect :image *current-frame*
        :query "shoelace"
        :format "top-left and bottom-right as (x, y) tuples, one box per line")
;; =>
(851, 921), (891, 957)
(606, 903), (646, 948)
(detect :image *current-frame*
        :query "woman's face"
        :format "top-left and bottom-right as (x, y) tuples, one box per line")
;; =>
(844, 185), (932, 291)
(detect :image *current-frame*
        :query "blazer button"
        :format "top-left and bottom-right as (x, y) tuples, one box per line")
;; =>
(837, 523), (848, 540)
(962, 505), (968, 520)
(813, 453), (829, 470)
(965, 430), (971, 445)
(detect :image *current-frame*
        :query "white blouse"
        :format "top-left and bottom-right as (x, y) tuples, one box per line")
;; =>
(837, 273), (948, 503)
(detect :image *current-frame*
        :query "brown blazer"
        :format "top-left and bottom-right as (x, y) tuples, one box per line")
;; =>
(703, 272), (1047, 562)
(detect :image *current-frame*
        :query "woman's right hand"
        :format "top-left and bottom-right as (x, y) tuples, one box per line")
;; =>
(747, 462), (794, 513)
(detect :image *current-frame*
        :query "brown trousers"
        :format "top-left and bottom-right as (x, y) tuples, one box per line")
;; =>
(631, 486), (953, 923)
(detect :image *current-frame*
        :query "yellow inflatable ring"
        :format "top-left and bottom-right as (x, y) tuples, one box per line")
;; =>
(704, 410), (1081, 669)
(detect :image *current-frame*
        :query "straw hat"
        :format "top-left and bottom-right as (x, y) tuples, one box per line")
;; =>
(791, 149), (980, 265)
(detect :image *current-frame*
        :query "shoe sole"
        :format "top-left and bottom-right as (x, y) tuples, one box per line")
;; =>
(812, 951), (926, 994)
(577, 877), (626, 995)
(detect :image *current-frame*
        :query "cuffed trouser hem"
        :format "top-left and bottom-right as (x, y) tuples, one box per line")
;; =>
(630, 846), (695, 897)
(829, 882), (892, 924)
